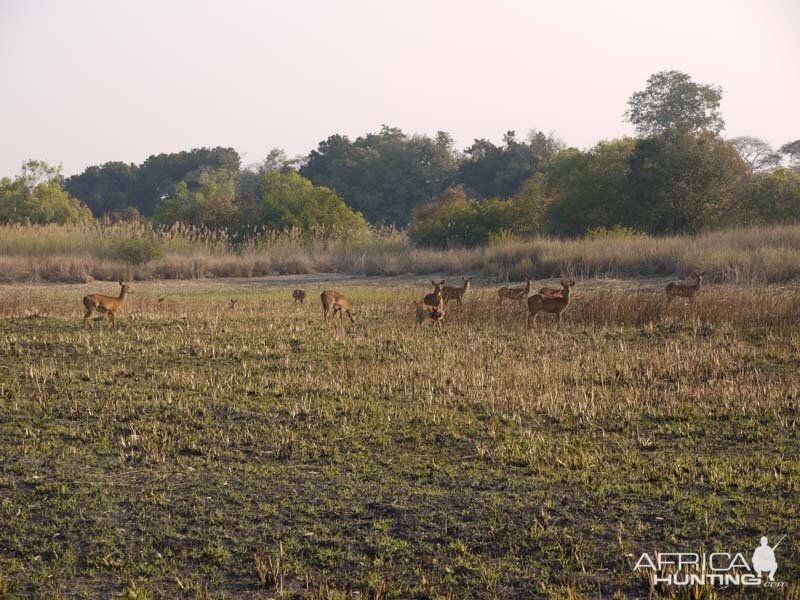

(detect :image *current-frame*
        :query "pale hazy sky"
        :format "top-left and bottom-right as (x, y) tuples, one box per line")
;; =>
(1, 0), (798, 177)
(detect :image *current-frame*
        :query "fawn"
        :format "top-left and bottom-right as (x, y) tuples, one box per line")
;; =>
(498, 279), (532, 303)
(442, 277), (472, 305)
(414, 297), (445, 328)
(527, 280), (574, 328)
(665, 272), (704, 304)
(321, 290), (355, 323)
(292, 289), (307, 304)
(83, 281), (132, 330)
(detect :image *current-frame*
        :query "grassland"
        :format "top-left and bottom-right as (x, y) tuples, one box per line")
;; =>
(4, 222), (800, 284)
(0, 276), (798, 598)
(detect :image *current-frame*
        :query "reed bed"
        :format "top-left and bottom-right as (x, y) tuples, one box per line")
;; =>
(2, 222), (800, 284)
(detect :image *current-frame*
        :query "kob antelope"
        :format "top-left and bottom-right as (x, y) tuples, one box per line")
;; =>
(414, 297), (445, 328)
(527, 279), (574, 328)
(423, 280), (445, 307)
(442, 277), (472, 305)
(321, 290), (355, 323)
(498, 279), (532, 303)
(665, 272), (704, 304)
(83, 281), (131, 330)
(292, 289), (307, 304)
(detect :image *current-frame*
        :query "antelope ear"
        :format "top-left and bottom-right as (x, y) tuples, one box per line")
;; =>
(119, 281), (124, 286)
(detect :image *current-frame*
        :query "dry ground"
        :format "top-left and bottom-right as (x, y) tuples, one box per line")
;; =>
(0, 276), (798, 598)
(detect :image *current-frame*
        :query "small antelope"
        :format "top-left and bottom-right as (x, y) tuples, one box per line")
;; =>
(498, 279), (532, 303)
(442, 277), (472, 305)
(83, 281), (131, 330)
(423, 280), (445, 307)
(229, 299), (238, 310)
(321, 290), (355, 323)
(665, 272), (704, 305)
(292, 289), (307, 304)
(414, 297), (445, 328)
(538, 278), (576, 298)
(527, 279), (574, 328)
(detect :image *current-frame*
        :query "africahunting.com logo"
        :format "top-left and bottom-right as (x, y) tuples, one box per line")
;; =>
(633, 535), (787, 588)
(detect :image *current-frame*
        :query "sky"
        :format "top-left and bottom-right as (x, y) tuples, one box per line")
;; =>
(0, 0), (798, 178)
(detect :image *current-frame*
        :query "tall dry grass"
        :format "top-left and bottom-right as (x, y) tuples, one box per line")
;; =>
(2, 221), (800, 283)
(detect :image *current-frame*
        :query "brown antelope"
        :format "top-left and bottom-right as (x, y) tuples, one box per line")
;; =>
(414, 297), (445, 328)
(292, 289), (307, 304)
(83, 281), (131, 330)
(538, 279), (576, 298)
(665, 272), (704, 304)
(423, 280), (445, 307)
(442, 277), (472, 305)
(229, 299), (238, 310)
(527, 280), (574, 328)
(498, 279), (532, 303)
(321, 290), (355, 323)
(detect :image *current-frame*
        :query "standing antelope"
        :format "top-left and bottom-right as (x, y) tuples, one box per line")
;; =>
(538, 281), (573, 298)
(414, 297), (445, 328)
(423, 280), (445, 307)
(442, 277), (472, 305)
(292, 289), (307, 304)
(321, 290), (355, 323)
(83, 281), (131, 330)
(665, 272), (704, 305)
(527, 279), (574, 328)
(498, 279), (532, 303)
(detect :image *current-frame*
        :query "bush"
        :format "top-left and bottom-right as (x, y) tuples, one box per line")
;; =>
(109, 236), (165, 265)
(584, 225), (648, 240)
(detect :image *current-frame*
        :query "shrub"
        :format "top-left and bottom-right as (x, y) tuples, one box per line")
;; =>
(110, 236), (165, 265)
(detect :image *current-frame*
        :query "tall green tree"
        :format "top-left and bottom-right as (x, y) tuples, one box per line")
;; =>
(65, 146), (241, 217)
(0, 160), (93, 224)
(744, 168), (800, 223)
(544, 139), (636, 235)
(457, 130), (562, 199)
(152, 169), (240, 230)
(628, 131), (748, 232)
(259, 171), (368, 233)
(625, 70), (724, 136)
(300, 126), (458, 226)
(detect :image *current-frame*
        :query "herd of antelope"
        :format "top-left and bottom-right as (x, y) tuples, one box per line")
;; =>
(81, 272), (705, 330)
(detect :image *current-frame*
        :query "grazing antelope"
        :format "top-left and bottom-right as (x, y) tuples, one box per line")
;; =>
(83, 281), (131, 330)
(414, 297), (445, 328)
(498, 279), (532, 303)
(538, 279), (576, 298)
(292, 289), (307, 304)
(423, 280), (445, 307)
(665, 272), (704, 305)
(442, 277), (472, 305)
(321, 290), (355, 323)
(527, 280), (574, 328)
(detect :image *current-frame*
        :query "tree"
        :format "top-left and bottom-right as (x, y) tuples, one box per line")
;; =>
(0, 160), (93, 224)
(544, 139), (637, 235)
(152, 169), (240, 230)
(259, 171), (368, 233)
(780, 140), (800, 170)
(625, 70), (724, 136)
(457, 129), (563, 199)
(65, 147), (241, 217)
(300, 126), (459, 226)
(407, 184), (548, 248)
(64, 161), (139, 217)
(744, 168), (800, 223)
(730, 137), (781, 172)
(628, 131), (748, 232)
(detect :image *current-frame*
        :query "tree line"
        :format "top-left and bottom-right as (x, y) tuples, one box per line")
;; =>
(2, 70), (798, 246)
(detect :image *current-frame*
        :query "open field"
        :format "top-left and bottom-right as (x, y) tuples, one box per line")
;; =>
(4, 223), (800, 285)
(0, 276), (798, 598)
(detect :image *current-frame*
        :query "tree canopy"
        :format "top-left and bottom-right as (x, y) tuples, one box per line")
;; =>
(0, 161), (92, 225)
(625, 70), (724, 136)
